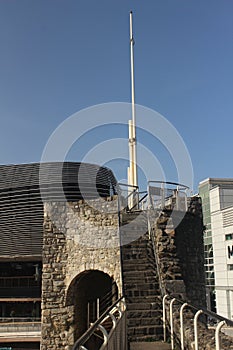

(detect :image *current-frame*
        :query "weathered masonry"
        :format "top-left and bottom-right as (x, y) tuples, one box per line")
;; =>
(41, 198), (122, 349)
(1, 162), (231, 350)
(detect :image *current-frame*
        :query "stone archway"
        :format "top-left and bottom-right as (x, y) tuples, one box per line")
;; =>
(66, 269), (118, 342)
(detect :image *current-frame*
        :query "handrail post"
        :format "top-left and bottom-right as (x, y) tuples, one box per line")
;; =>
(161, 182), (165, 208)
(185, 188), (188, 211)
(180, 302), (188, 350)
(98, 324), (109, 346)
(194, 310), (203, 350)
(170, 298), (176, 350)
(215, 320), (226, 350)
(87, 302), (90, 328)
(115, 304), (123, 318)
(97, 298), (100, 319)
(109, 311), (117, 329)
(163, 294), (169, 342)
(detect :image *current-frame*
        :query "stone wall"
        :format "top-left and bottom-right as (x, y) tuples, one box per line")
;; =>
(150, 198), (206, 307)
(151, 199), (233, 349)
(40, 196), (122, 350)
(170, 305), (233, 350)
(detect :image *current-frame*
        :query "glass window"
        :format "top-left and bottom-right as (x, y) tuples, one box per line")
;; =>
(225, 234), (233, 241)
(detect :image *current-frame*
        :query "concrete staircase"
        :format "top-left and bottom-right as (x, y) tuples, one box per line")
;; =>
(120, 211), (163, 342)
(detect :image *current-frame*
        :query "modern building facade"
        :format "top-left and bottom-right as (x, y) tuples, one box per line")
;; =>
(0, 162), (117, 350)
(199, 178), (233, 319)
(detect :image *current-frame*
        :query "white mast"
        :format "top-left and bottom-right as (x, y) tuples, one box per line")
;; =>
(128, 11), (138, 197)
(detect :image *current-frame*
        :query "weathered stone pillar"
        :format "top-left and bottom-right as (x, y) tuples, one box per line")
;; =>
(151, 198), (206, 307)
(40, 197), (122, 350)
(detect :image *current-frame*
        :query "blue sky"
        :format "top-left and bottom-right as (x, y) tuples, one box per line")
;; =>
(0, 0), (232, 191)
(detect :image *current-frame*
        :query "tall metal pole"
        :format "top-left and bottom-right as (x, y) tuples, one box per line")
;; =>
(128, 11), (138, 193)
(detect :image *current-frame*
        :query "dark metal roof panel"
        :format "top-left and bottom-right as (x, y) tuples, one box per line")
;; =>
(0, 162), (117, 258)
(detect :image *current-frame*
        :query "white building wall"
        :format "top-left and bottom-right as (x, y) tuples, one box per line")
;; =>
(210, 187), (233, 320)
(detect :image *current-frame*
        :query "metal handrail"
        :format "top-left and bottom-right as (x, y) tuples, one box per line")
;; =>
(117, 183), (139, 190)
(148, 180), (189, 190)
(147, 180), (189, 211)
(117, 183), (139, 211)
(72, 296), (125, 350)
(130, 191), (148, 211)
(163, 295), (233, 350)
(87, 289), (118, 326)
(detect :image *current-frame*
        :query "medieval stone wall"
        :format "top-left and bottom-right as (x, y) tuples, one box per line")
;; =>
(150, 199), (206, 307)
(151, 200), (233, 349)
(40, 196), (122, 350)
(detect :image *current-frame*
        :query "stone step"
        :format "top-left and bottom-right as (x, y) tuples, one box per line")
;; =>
(121, 221), (148, 227)
(123, 253), (154, 260)
(123, 275), (157, 284)
(121, 231), (150, 237)
(123, 268), (156, 278)
(128, 325), (163, 337)
(127, 309), (162, 319)
(121, 238), (149, 246)
(130, 341), (170, 350)
(122, 243), (153, 250)
(123, 270), (157, 284)
(122, 246), (153, 259)
(124, 280), (159, 289)
(125, 289), (160, 298)
(124, 276), (159, 291)
(122, 239), (152, 246)
(121, 231), (148, 238)
(129, 335), (163, 342)
(121, 213), (147, 223)
(122, 263), (155, 271)
(124, 275), (157, 290)
(121, 229), (163, 343)
(127, 301), (161, 311)
(128, 317), (162, 327)
(125, 286), (160, 298)
(126, 295), (161, 302)
(122, 256), (155, 264)
(122, 254), (152, 261)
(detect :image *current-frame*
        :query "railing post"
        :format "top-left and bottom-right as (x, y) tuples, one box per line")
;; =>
(109, 311), (117, 329)
(163, 294), (169, 342)
(87, 302), (90, 328)
(97, 298), (100, 319)
(180, 302), (188, 350)
(215, 320), (226, 350)
(170, 298), (176, 350)
(194, 310), (203, 350)
(185, 188), (188, 211)
(98, 324), (109, 346)
(161, 182), (165, 208)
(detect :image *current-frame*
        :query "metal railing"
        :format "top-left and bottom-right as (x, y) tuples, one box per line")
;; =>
(72, 297), (126, 350)
(87, 289), (118, 327)
(163, 295), (233, 350)
(117, 180), (189, 213)
(117, 182), (147, 212)
(147, 181), (189, 212)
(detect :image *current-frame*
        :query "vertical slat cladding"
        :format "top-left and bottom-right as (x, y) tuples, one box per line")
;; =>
(0, 162), (117, 257)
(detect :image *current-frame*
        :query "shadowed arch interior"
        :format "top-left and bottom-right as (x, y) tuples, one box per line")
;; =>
(66, 270), (118, 342)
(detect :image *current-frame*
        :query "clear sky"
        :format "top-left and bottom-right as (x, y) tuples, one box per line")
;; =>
(0, 0), (232, 191)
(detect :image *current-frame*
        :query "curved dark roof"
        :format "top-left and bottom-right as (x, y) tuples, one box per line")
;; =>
(0, 162), (117, 259)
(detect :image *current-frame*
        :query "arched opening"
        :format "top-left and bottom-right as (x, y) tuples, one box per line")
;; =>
(66, 270), (118, 343)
